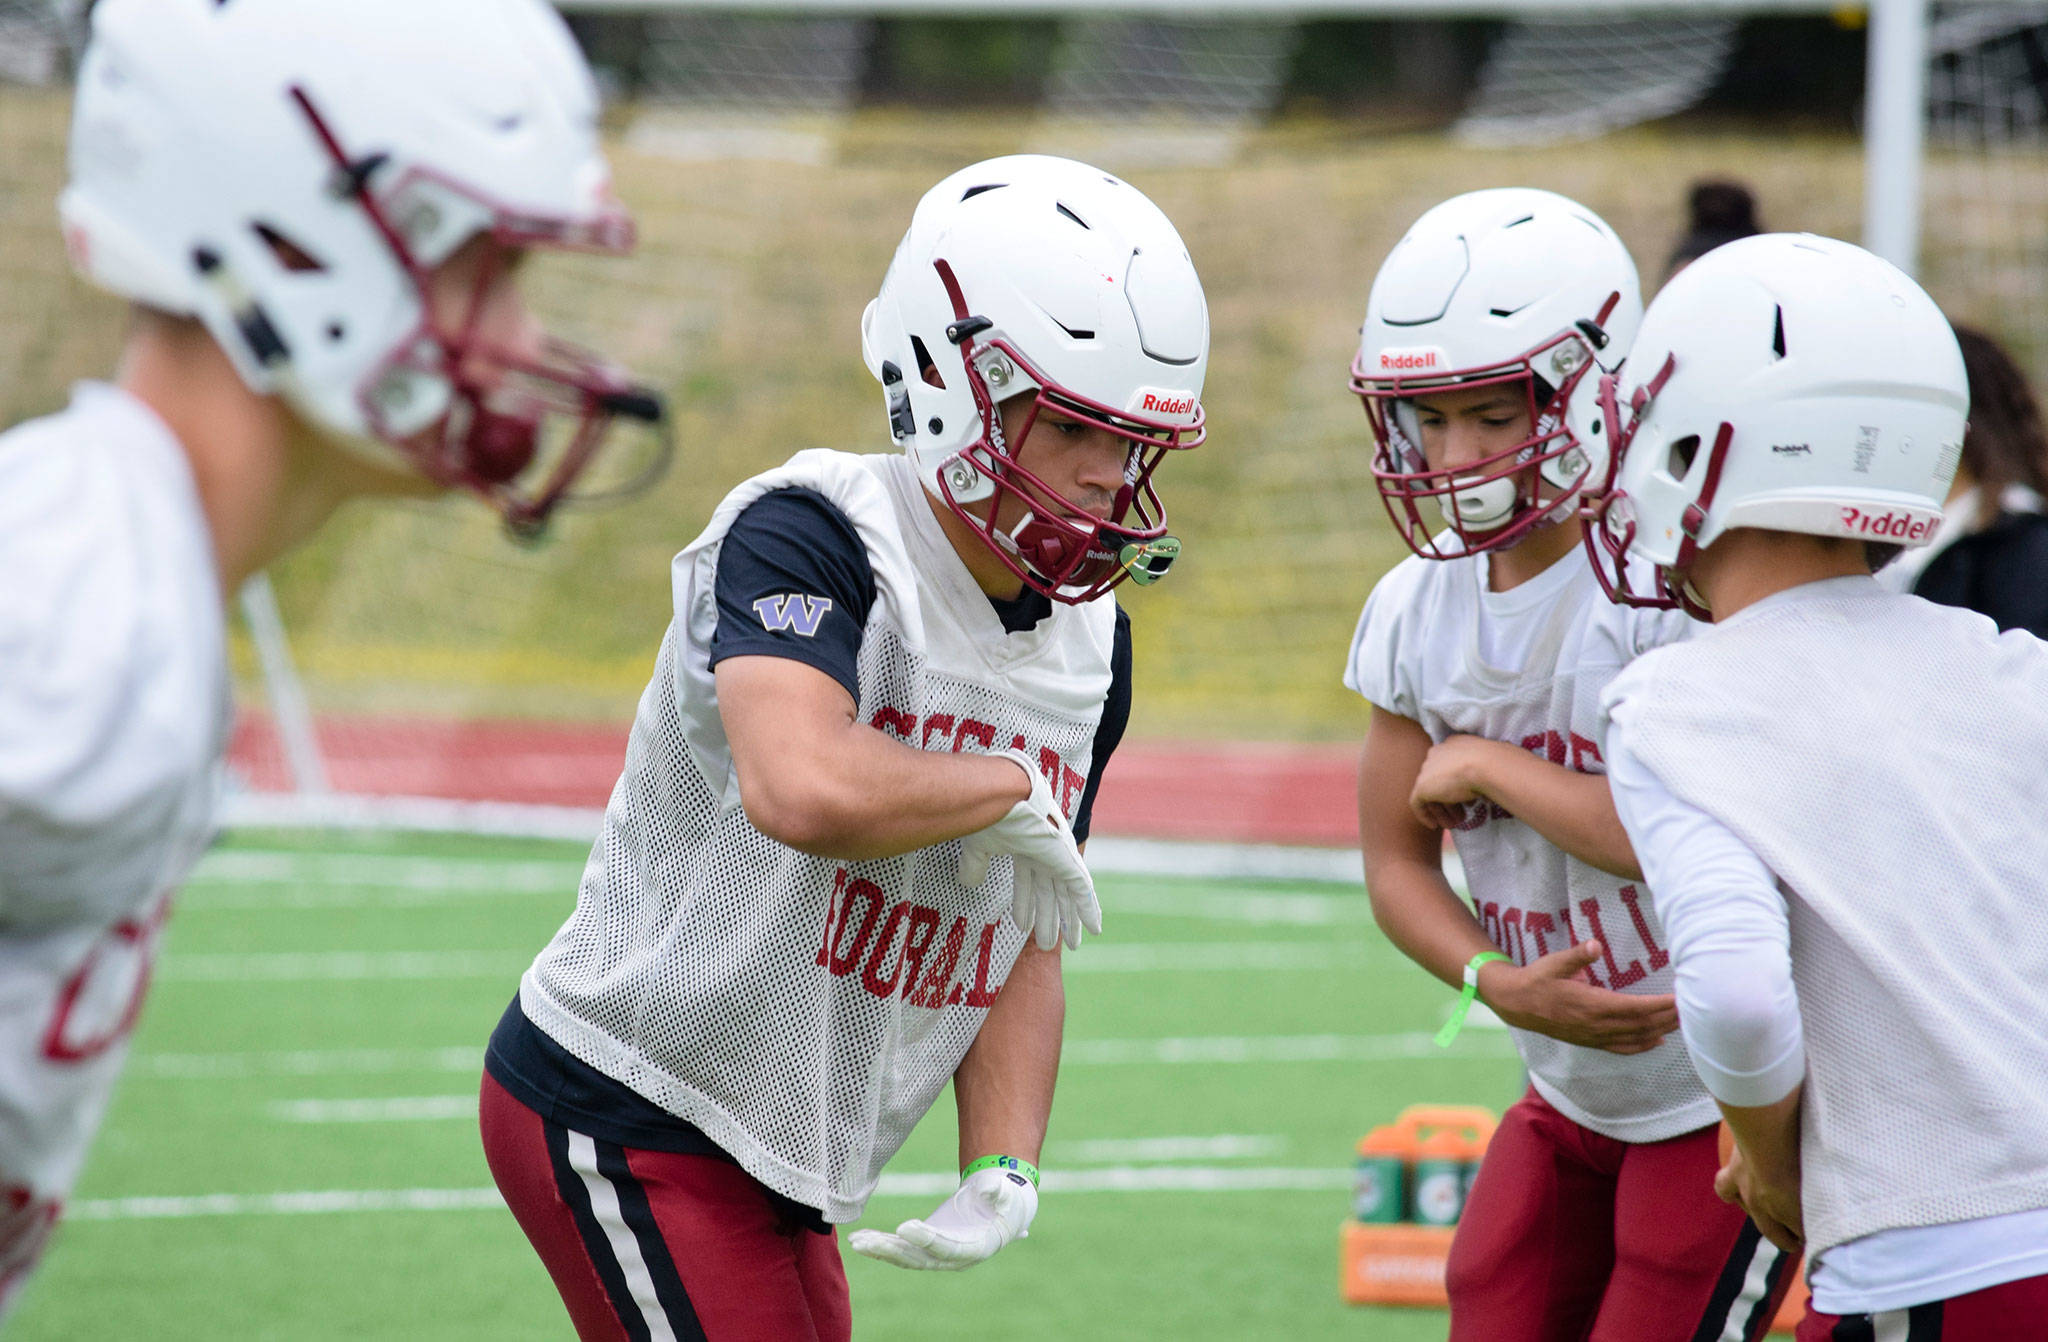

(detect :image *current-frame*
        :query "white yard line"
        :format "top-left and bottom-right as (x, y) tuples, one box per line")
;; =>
(1059, 1134), (1285, 1163)
(189, 838), (1385, 896)
(157, 951), (530, 982)
(1062, 1031), (1512, 1064)
(128, 1030), (1505, 1084)
(155, 943), (1356, 983)
(131, 1047), (484, 1080)
(188, 849), (584, 893)
(68, 1166), (1353, 1223)
(1106, 887), (1368, 927)
(268, 1096), (478, 1124)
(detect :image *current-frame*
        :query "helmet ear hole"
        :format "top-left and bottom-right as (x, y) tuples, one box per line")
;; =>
(1666, 434), (1701, 479)
(910, 335), (946, 390)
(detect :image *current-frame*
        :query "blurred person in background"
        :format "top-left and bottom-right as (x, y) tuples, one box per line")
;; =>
(1877, 324), (2048, 637)
(1665, 179), (1764, 284)
(0, 0), (662, 1316)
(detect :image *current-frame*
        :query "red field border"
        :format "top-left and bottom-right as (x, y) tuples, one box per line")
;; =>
(230, 714), (1363, 849)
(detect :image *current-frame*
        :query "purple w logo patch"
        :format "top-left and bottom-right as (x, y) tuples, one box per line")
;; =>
(752, 593), (834, 637)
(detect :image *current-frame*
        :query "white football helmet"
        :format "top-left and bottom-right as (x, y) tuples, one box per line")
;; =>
(60, 0), (667, 534)
(861, 155), (1209, 603)
(1581, 233), (1968, 618)
(1351, 188), (1641, 558)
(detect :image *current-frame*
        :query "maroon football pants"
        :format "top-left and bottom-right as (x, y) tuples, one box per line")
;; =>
(1797, 1272), (2048, 1341)
(1445, 1087), (1796, 1342)
(479, 1072), (851, 1342)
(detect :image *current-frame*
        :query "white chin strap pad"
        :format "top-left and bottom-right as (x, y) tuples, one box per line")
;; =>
(1445, 474), (1518, 529)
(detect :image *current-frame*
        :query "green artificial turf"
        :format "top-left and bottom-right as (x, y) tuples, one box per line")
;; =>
(10, 827), (1525, 1340)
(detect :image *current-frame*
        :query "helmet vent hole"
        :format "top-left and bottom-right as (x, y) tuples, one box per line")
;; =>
(910, 335), (946, 390)
(960, 184), (1005, 201)
(252, 222), (325, 273)
(1055, 202), (1090, 230)
(1771, 305), (1787, 359)
(1667, 434), (1701, 478)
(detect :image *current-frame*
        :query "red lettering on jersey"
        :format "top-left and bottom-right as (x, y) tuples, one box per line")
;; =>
(1578, 897), (1646, 990)
(1452, 804), (1487, 832)
(964, 922), (1004, 1008)
(871, 707), (917, 743)
(895, 906), (942, 1001)
(1037, 747), (1062, 786)
(909, 917), (969, 1008)
(861, 903), (912, 997)
(1557, 903), (1604, 988)
(921, 715), (957, 751)
(1568, 732), (1604, 774)
(1524, 910), (1557, 959)
(816, 869), (849, 967)
(1522, 730), (1568, 767)
(42, 896), (170, 1064)
(826, 880), (886, 977)
(1500, 908), (1527, 966)
(1617, 885), (1671, 973)
(1478, 900), (1503, 949)
(1059, 766), (1086, 820)
(1009, 734), (1028, 753)
(952, 719), (997, 753)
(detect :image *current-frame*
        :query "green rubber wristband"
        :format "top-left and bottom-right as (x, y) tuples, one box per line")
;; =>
(961, 1154), (1040, 1188)
(1434, 951), (1512, 1049)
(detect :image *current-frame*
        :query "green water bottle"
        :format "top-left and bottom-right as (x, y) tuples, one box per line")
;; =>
(1351, 1128), (1408, 1223)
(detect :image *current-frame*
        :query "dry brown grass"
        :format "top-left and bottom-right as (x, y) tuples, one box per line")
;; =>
(4, 86), (2025, 739)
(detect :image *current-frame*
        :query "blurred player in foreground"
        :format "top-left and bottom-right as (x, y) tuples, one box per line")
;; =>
(1590, 233), (2048, 1339)
(0, 0), (663, 1316)
(479, 155), (1207, 1340)
(1345, 188), (1792, 1338)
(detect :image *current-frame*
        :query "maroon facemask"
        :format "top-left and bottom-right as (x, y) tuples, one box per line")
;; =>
(929, 258), (1202, 604)
(291, 87), (669, 537)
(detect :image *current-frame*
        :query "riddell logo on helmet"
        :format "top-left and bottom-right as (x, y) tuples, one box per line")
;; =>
(1128, 387), (1198, 422)
(1838, 506), (1936, 541)
(1377, 346), (1450, 373)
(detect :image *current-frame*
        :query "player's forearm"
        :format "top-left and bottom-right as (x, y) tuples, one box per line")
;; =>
(1720, 1086), (1803, 1187)
(1608, 731), (1804, 1102)
(954, 944), (1064, 1167)
(1361, 854), (1499, 991)
(1457, 742), (1642, 879)
(739, 723), (1031, 860)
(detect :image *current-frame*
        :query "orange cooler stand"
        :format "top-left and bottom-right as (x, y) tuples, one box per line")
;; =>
(1339, 1104), (1807, 1334)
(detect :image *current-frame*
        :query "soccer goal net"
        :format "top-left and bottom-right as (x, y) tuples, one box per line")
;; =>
(0, 0), (2032, 836)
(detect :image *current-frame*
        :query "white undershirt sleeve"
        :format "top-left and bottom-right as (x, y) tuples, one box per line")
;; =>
(1605, 725), (1806, 1107)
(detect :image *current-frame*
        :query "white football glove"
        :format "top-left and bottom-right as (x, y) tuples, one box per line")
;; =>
(846, 1166), (1038, 1271)
(956, 747), (1102, 951)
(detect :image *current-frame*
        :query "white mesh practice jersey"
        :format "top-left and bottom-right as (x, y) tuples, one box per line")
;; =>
(0, 382), (227, 1198)
(1604, 577), (2048, 1260)
(522, 449), (1115, 1222)
(1346, 543), (1716, 1142)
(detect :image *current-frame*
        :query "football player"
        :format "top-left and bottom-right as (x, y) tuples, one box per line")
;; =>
(1591, 233), (2048, 1339)
(477, 155), (1206, 1341)
(0, 0), (662, 1315)
(1344, 188), (1793, 1338)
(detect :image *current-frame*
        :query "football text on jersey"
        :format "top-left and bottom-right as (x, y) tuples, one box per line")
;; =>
(815, 868), (1007, 1009)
